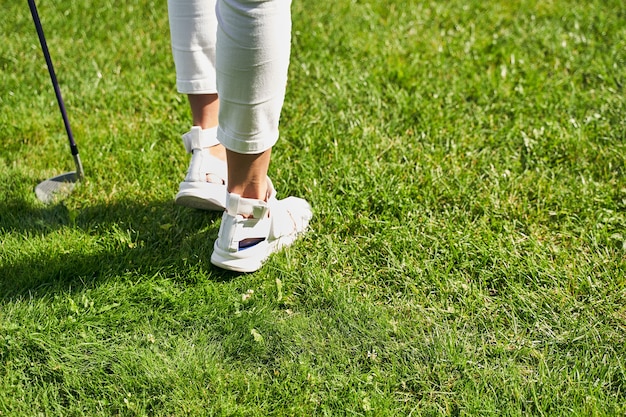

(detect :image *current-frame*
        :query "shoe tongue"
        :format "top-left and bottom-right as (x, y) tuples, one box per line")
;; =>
(227, 193), (269, 218)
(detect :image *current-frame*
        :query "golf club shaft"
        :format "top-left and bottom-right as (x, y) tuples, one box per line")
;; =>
(28, 0), (84, 178)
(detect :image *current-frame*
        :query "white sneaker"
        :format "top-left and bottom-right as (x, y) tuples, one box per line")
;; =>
(175, 126), (227, 211)
(211, 180), (312, 272)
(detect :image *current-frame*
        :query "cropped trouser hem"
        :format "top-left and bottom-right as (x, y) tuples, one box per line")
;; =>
(168, 0), (292, 154)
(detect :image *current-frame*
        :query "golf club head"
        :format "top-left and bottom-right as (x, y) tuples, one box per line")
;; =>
(35, 171), (79, 203)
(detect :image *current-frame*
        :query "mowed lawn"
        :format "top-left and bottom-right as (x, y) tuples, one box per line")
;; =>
(1, 0), (625, 415)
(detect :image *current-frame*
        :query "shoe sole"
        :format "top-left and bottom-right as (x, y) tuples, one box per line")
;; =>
(210, 243), (270, 272)
(175, 182), (226, 211)
(210, 228), (307, 273)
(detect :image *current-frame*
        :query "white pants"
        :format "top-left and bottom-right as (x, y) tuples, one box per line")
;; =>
(168, 0), (292, 154)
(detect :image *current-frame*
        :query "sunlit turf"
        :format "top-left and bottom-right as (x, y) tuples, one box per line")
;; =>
(1, 0), (625, 415)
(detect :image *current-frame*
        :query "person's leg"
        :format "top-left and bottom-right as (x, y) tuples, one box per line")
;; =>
(226, 149), (271, 199)
(168, 0), (227, 209)
(210, 0), (312, 272)
(188, 94), (219, 130)
(215, 0), (292, 194)
(188, 94), (225, 160)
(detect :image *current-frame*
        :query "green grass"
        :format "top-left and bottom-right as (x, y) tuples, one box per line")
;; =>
(1, 0), (625, 415)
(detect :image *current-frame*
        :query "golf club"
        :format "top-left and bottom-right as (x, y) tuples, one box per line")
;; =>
(28, 0), (84, 203)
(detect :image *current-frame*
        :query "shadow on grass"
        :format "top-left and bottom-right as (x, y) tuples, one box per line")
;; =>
(0, 196), (240, 299)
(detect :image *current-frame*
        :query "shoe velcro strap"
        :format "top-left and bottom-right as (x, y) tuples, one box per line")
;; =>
(182, 126), (219, 153)
(227, 193), (270, 219)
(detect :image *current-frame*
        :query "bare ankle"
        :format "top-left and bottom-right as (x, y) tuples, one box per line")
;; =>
(229, 182), (268, 201)
(207, 143), (226, 161)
